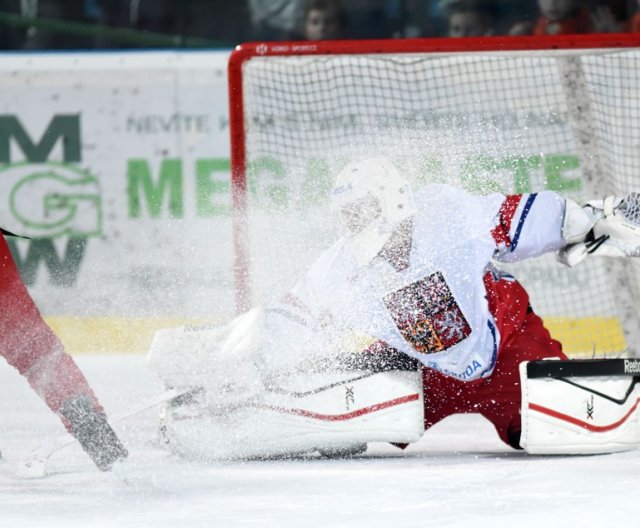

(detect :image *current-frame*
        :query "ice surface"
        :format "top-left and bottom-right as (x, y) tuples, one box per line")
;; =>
(0, 355), (639, 528)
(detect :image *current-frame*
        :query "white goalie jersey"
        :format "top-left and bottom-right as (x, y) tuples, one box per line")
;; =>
(258, 184), (568, 382)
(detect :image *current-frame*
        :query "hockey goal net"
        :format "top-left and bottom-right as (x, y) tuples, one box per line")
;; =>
(228, 34), (640, 357)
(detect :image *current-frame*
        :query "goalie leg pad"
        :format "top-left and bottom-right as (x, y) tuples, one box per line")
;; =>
(159, 369), (425, 461)
(519, 359), (640, 454)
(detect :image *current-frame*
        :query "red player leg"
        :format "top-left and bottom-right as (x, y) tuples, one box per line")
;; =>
(0, 235), (103, 419)
(0, 235), (127, 469)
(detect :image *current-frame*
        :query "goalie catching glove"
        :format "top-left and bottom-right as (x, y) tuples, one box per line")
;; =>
(558, 193), (640, 267)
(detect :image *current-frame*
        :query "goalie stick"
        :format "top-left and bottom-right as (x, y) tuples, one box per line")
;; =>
(14, 387), (189, 479)
(0, 227), (29, 238)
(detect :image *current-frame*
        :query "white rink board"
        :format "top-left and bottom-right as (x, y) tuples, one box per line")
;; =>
(0, 51), (236, 320)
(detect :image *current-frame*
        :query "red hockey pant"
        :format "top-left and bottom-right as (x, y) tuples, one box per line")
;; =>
(422, 275), (566, 449)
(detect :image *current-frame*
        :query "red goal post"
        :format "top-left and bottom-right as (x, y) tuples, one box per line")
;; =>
(228, 33), (640, 357)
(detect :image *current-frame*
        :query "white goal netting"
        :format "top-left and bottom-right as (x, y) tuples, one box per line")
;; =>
(232, 42), (640, 356)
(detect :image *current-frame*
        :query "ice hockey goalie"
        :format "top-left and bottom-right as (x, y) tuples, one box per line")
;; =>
(148, 158), (640, 460)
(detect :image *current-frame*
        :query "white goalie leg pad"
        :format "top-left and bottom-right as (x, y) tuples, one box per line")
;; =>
(159, 369), (424, 461)
(520, 359), (640, 455)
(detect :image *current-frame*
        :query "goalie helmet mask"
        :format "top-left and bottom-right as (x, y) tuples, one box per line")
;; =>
(331, 157), (416, 266)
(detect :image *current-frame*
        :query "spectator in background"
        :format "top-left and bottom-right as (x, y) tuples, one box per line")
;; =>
(185, 0), (250, 45)
(130, 0), (184, 38)
(633, 0), (640, 32)
(91, 0), (131, 47)
(112, 0), (188, 46)
(385, 0), (439, 38)
(631, 0), (640, 33)
(591, 0), (630, 32)
(300, 0), (346, 40)
(247, 0), (306, 40)
(95, 1), (250, 48)
(0, 0), (22, 49)
(0, 0), (91, 49)
(445, 0), (496, 37)
(341, 0), (392, 39)
(510, 0), (594, 35)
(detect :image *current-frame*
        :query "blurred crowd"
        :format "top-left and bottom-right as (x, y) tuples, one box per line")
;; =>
(0, 0), (638, 50)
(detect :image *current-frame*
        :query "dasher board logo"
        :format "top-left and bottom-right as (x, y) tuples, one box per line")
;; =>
(0, 115), (102, 238)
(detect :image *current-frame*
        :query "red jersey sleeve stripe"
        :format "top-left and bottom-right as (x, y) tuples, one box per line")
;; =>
(490, 194), (523, 248)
